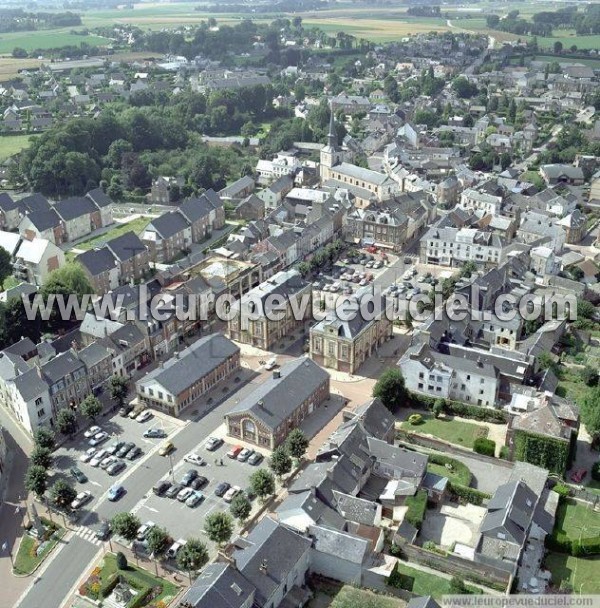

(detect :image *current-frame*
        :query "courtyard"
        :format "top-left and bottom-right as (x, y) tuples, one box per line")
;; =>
(400, 414), (489, 449)
(419, 502), (486, 549)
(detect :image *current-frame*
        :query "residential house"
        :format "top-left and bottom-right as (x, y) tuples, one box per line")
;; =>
(227, 270), (312, 350)
(539, 164), (585, 186)
(86, 188), (113, 228)
(219, 175), (255, 201)
(53, 196), (102, 241)
(135, 334), (240, 417)
(142, 211), (191, 264)
(0, 230), (21, 257)
(0, 193), (22, 231)
(42, 349), (91, 411)
(235, 195), (264, 221)
(18, 208), (65, 245)
(76, 248), (120, 294)
(77, 342), (113, 391)
(106, 231), (149, 284)
(257, 175), (294, 211)
(345, 203), (408, 251)
(225, 357), (330, 450)
(13, 238), (65, 286)
(256, 152), (300, 185)
(150, 176), (184, 204)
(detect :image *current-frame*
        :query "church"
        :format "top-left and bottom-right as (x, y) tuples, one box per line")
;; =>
(320, 108), (399, 208)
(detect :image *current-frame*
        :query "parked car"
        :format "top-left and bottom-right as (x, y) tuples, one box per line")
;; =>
(227, 445), (243, 459)
(126, 446), (142, 461)
(117, 442), (135, 458)
(223, 485), (241, 503)
(107, 485), (125, 501)
(99, 455), (117, 470)
(237, 448), (254, 462)
(144, 428), (166, 439)
(186, 491), (204, 508)
(177, 487), (194, 502)
(70, 467), (88, 483)
(247, 452), (263, 466)
(119, 404), (133, 417)
(181, 469), (198, 486)
(136, 410), (153, 423)
(71, 491), (92, 510)
(570, 468), (587, 483)
(80, 448), (96, 463)
(205, 436), (223, 451)
(153, 480), (172, 496)
(107, 460), (126, 476)
(95, 520), (111, 541)
(165, 483), (184, 499)
(166, 539), (186, 559)
(184, 452), (204, 466)
(128, 405), (145, 420)
(214, 482), (231, 497)
(90, 449), (108, 467)
(84, 425), (102, 439)
(136, 521), (155, 541)
(159, 442), (174, 456)
(106, 441), (125, 456)
(88, 431), (109, 447)
(265, 357), (277, 371)
(190, 476), (208, 490)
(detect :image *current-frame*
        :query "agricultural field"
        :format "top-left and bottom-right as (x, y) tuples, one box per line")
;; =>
(0, 29), (110, 55)
(0, 134), (38, 161)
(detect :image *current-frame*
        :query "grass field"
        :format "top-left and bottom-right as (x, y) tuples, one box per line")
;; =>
(553, 499), (600, 540)
(545, 553), (600, 593)
(329, 586), (405, 608)
(427, 456), (472, 487)
(0, 29), (109, 55)
(401, 415), (488, 449)
(0, 134), (38, 160)
(13, 527), (64, 576)
(394, 561), (480, 597)
(74, 216), (150, 252)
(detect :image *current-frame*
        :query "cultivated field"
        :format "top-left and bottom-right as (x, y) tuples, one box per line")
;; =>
(0, 29), (109, 55)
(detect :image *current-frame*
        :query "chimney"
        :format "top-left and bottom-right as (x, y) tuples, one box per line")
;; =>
(272, 370), (281, 379)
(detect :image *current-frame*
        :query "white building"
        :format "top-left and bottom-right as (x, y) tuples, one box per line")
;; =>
(459, 188), (503, 215)
(13, 238), (65, 286)
(256, 152), (301, 185)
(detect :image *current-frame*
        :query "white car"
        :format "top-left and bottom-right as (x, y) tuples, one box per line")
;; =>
(223, 485), (241, 503)
(71, 491), (92, 510)
(84, 425), (101, 439)
(237, 448), (254, 462)
(184, 452), (204, 466)
(177, 487), (194, 502)
(80, 448), (96, 463)
(136, 410), (153, 423)
(89, 431), (109, 447)
(90, 449), (109, 467)
(136, 521), (155, 541)
(99, 455), (117, 470)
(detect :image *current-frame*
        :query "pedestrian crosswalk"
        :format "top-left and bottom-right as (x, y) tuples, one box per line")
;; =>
(73, 525), (103, 546)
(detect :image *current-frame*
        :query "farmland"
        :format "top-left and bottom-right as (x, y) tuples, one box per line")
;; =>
(0, 29), (109, 55)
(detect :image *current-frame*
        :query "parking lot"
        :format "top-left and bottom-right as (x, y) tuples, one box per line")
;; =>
(130, 437), (271, 555)
(51, 410), (183, 520)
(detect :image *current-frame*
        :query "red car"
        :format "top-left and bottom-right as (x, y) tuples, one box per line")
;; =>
(570, 468), (587, 483)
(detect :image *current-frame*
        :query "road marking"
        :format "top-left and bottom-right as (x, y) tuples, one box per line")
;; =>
(89, 480), (102, 487)
(143, 506), (159, 513)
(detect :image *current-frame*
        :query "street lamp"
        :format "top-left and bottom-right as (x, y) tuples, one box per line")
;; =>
(1, 541), (13, 568)
(168, 451), (175, 484)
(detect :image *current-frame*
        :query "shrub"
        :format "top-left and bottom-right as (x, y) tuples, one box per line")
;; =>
(499, 445), (511, 460)
(404, 489), (428, 528)
(449, 483), (491, 506)
(432, 399), (446, 418)
(408, 413), (423, 425)
(116, 552), (128, 570)
(126, 586), (152, 608)
(473, 437), (496, 456)
(99, 573), (121, 598)
(409, 394), (507, 423)
(553, 483), (571, 497)
(428, 453), (472, 486)
(387, 564), (414, 591)
(389, 543), (405, 558)
(592, 462), (600, 482)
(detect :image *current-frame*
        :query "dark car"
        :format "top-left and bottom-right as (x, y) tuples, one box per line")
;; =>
(70, 467), (88, 483)
(119, 405), (133, 417)
(95, 520), (111, 541)
(165, 483), (185, 499)
(117, 442), (135, 458)
(143, 428), (167, 439)
(107, 460), (126, 476)
(190, 476), (208, 490)
(126, 446), (142, 461)
(214, 482), (231, 497)
(153, 480), (172, 496)
(181, 469), (198, 486)
(106, 441), (125, 456)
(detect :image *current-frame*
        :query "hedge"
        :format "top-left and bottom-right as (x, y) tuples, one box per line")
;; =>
(100, 573), (121, 599)
(449, 482), (491, 506)
(473, 438), (496, 457)
(409, 393), (508, 424)
(404, 489), (428, 528)
(387, 564), (414, 591)
(126, 586), (152, 608)
(428, 453), (472, 486)
(513, 430), (571, 476)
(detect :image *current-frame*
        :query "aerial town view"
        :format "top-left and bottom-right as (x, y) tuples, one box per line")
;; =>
(0, 0), (599, 607)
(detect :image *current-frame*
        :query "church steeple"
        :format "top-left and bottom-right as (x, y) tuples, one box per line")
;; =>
(327, 104), (338, 150)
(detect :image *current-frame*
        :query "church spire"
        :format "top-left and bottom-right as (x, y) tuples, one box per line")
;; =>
(327, 103), (338, 150)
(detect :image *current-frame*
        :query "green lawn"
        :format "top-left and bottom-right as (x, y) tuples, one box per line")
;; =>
(0, 134), (38, 160)
(0, 29), (109, 54)
(544, 552), (600, 594)
(427, 455), (472, 486)
(13, 528), (64, 575)
(74, 217), (150, 251)
(401, 415), (488, 449)
(330, 586), (405, 608)
(393, 561), (480, 597)
(553, 499), (600, 540)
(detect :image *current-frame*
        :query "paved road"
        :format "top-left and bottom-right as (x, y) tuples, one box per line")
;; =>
(15, 535), (100, 608)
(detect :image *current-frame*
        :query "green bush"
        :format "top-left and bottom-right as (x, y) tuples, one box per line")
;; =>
(409, 394), (507, 423)
(116, 551), (128, 570)
(404, 489), (428, 528)
(387, 564), (414, 591)
(513, 430), (570, 476)
(449, 483), (491, 506)
(100, 573), (121, 598)
(573, 537), (600, 556)
(126, 586), (152, 608)
(592, 462), (600, 482)
(499, 445), (511, 460)
(553, 483), (571, 497)
(408, 414), (423, 425)
(473, 437), (496, 456)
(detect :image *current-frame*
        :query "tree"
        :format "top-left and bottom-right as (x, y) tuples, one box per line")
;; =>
(537, 351), (556, 372)
(80, 395), (102, 422)
(249, 469), (276, 500)
(50, 479), (77, 509)
(116, 551), (128, 570)
(42, 262), (93, 301)
(0, 246), (13, 289)
(146, 526), (170, 557)
(204, 512), (233, 546)
(373, 368), (408, 413)
(12, 47), (28, 59)
(109, 375), (129, 409)
(111, 512), (141, 541)
(269, 446), (292, 478)
(230, 492), (252, 522)
(581, 366), (599, 387)
(25, 465), (48, 498)
(56, 408), (77, 437)
(176, 538), (209, 572)
(452, 77), (478, 99)
(286, 429), (309, 460)
(554, 41), (563, 54)
(33, 426), (55, 450)
(31, 446), (53, 469)
(581, 386), (600, 439)
(432, 399), (445, 418)
(449, 576), (470, 594)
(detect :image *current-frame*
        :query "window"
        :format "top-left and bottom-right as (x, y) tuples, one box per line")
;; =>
(148, 388), (154, 396)
(418, 372), (424, 379)
(35, 397), (43, 406)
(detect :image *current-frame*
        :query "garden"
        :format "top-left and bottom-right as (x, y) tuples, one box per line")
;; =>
(13, 517), (64, 576)
(401, 413), (489, 449)
(544, 553), (600, 594)
(387, 561), (481, 597)
(78, 552), (179, 608)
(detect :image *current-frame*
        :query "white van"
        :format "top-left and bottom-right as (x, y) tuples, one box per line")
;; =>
(265, 357), (277, 370)
(166, 538), (186, 559)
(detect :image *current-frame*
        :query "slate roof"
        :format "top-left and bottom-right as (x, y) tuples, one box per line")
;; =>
(86, 187), (112, 208)
(351, 397), (394, 441)
(146, 211), (189, 239)
(18, 194), (51, 214)
(233, 516), (311, 607)
(4, 337), (36, 358)
(178, 562), (254, 608)
(106, 231), (146, 261)
(179, 194), (217, 223)
(77, 248), (117, 276)
(332, 490), (380, 526)
(23, 208), (61, 231)
(53, 196), (97, 221)
(0, 193), (18, 212)
(308, 524), (370, 564)
(407, 597), (441, 608)
(13, 366), (49, 401)
(276, 489), (345, 531)
(41, 349), (84, 384)
(226, 357), (329, 431)
(137, 334), (239, 397)
(78, 342), (111, 368)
